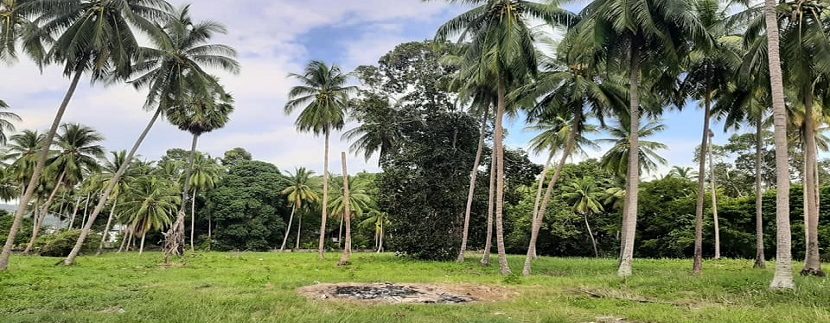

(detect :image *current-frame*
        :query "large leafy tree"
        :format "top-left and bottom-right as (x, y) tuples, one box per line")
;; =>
(63, 4), (238, 266)
(163, 80), (234, 260)
(279, 167), (319, 251)
(284, 60), (355, 259)
(434, 0), (575, 275)
(0, 0), (174, 271)
(575, 0), (707, 277)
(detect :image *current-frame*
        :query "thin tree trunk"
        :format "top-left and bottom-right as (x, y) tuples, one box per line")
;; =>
(0, 70), (83, 271)
(207, 213), (212, 251)
(458, 107), (489, 262)
(338, 214), (343, 248)
(481, 148), (497, 266)
(523, 131), (576, 276)
(68, 194), (81, 230)
(801, 92), (823, 276)
(494, 78), (511, 276)
(531, 153), (555, 260)
(709, 131), (721, 260)
(338, 152), (352, 266)
(754, 118), (766, 269)
(139, 230), (146, 255)
(63, 107), (163, 266)
(295, 210), (302, 250)
(693, 94), (712, 274)
(378, 220), (384, 253)
(190, 188), (197, 252)
(618, 44), (641, 278)
(125, 226), (134, 252)
(164, 134), (199, 263)
(318, 131), (330, 259)
(117, 226), (128, 253)
(25, 170), (67, 254)
(280, 205), (296, 252)
(585, 213), (598, 258)
(96, 196), (119, 255)
(80, 193), (91, 229)
(765, 0), (795, 289)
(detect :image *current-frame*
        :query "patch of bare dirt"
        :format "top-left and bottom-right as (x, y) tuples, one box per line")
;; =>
(298, 283), (516, 304)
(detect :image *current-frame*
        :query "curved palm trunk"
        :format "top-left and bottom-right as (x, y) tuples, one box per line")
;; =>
(523, 133), (575, 276)
(765, 0), (795, 289)
(64, 107), (163, 266)
(125, 226), (134, 252)
(801, 93), (823, 276)
(96, 196), (119, 255)
(24, 170), (67, 254)
(318, 131), (331, 259)
(0, 71), (83, 271)
(709, 134), (721, 260)
(458, 108), (489, 262)
(164, 134), (200, 263)
(338, 152), (352, 266)
(481, 147), (497, 266)
(80, 193), (91, 229)
(618, 44), (641, 278)
(139, 230), (146, 255)
(117, 226), (129, 253)
(754, 119), (766, 269)
(280, 205), (296, 252)
(494, 79), (511, 276)
(190, 188), (197, 252)
(584, 212), (598, 258)
(531, 154), (555, 260)
(693, 95), (712, 274)
(295, 211), (302, 250)
(68, 195), (81, 230)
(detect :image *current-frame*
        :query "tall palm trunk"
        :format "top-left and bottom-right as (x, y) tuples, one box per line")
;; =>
(584, 212), (598, 257)
(523, 131), (576, 276)
(709, 132), (721, 260)
(458, 108), (489, 262)
(68, 194), (81, 230)
(164, 133), (199, 262)
(139, 229), (146, 255)
(338, 152), (352, 266)
(765, 0), (795, 289)
(494, 78), (511, 276)
(117, 226), (129, 253)
(801, 93), (823, 276)
(96, 195), (119, 255)
(530, 153), (555, 260)
(64, 107), (163, 266)
(0, 71), (83, 271)
(190, 188), (197, 252)
(295, 211), (302, 250)
(207, 213), (212, 251)
(481, 147), (497, 266)
(80, 193), (91, 228)
(754, 118), (766, 269)
(24, 170), (67, 254)
(280, 204), (296, 252)
(618, 44), (641, 278)
(125, 226), (134, 252)
(693, 93), (712, 274)
(318, 131), (331, 259)
(337, 214), (344, 248)
(377, 220), (384, 253)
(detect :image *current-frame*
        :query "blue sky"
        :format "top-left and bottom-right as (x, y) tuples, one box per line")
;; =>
(0, 0), (742, 176)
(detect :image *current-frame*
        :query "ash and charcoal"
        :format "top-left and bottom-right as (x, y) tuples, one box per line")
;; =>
(306, 283), (476, 304)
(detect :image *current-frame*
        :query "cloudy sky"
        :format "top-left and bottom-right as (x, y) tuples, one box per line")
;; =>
(0, 0), (742, 176)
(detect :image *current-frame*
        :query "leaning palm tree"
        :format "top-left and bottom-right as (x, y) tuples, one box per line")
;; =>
(163, 80), (234, 261)
(598, 121), (669, 178)
(63, 4), (239, 266)
(186, 153), (223, 251)
(24, 123), (104, 254)
(95, 151), (137, 255)
(0, 101), (21, 145)
(0, 0), (44, 62)
(119, 176), (179, 254)
(435, 0), (575, 275)
(284, 60), (355, 259)
(574, 0), (707, 277)
(279, 167), (319, 251)
(1, 0), (174, 271)
(562, 177), (605, 257)
(4, 130), (46, 190)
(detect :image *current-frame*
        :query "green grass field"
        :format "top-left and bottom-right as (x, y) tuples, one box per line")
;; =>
(0, 252), (828, 322)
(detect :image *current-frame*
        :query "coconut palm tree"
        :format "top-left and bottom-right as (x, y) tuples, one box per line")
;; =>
(575, 0), (707, 277)
(63, 5), (239, 266)
(24, 123), (104, 254)
(329, 175), (372, 248)
(163, 80), (234, 260)
(668, 166), (697, 180)
(118, 176), (179, 254)
(435, 0), (575, 275)
(360, 209), (389, 252)
(186, 153), (222, 251)
(4, 130), (46, 190)
(0, 0), (44, 62)
(563, 177), (605, 257)
(95, 151), (137, 255)
(284, 60), (355, 259)
(279, 167), (319, 251)
(598, 121), (668, 177)
(0, 101), (21, 145)
(1, 0), (174, 271)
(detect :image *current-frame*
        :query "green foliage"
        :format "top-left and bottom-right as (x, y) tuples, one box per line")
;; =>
(203, 160), (288, 251)
(35, 229), (99, 257)
(0, 210), (31, 246)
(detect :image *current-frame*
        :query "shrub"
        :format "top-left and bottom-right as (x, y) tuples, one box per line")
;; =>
(36, 230), (99, 257)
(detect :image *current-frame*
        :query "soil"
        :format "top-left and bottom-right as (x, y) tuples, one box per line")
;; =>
(298, 283), (516, 305)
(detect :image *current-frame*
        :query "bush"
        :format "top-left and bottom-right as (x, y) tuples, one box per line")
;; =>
(36, 230), (99, 257)
(0, 212), (33, 247)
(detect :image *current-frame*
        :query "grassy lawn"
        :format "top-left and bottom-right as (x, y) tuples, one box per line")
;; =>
(1, 252), (828, 322)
